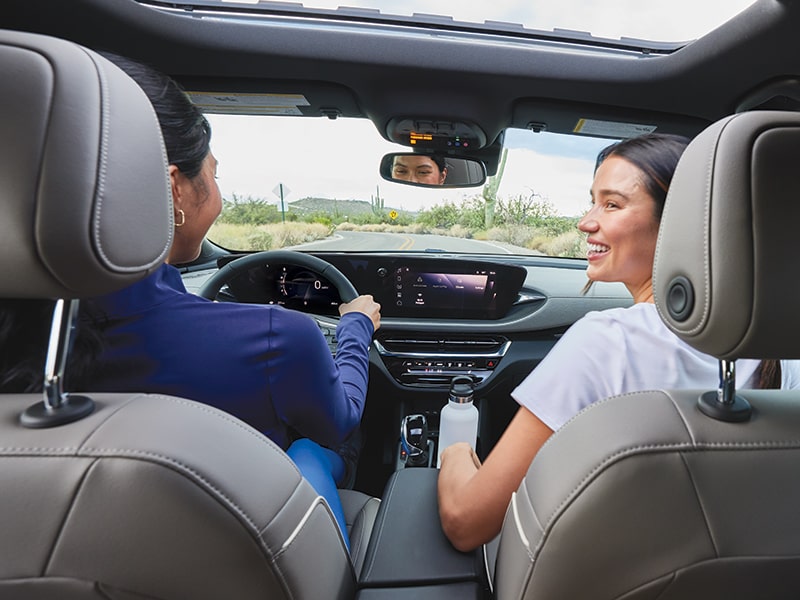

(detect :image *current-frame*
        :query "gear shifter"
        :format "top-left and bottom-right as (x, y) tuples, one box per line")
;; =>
(400, 414), (429, 467)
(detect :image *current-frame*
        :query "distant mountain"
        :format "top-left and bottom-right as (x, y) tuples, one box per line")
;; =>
(290, 197), (388, 216)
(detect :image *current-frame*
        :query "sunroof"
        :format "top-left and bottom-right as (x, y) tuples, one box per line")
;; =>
(209, 0), (757, 44)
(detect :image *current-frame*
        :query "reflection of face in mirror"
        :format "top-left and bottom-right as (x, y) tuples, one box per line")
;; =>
(391, 155), (447, 185)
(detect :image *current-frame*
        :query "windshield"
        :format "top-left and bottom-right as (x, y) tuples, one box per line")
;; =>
(205, 114), (613, 257)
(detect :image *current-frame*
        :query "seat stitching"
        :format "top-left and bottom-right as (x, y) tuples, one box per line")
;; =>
(6, 439), (800, 458)
(74, 448), (268, 541)
(3, 455), (98, 577)
(663, 391), (697, 444)
(536, 390), (669, 455)
(5, 394), (303, 560)
(84, 48), (172, 270)
(360, 473), (398, 581)
(350, 497), (380, 574)
(531, 441), (800, 561)
(78, 394), (302, 475)
(272, 496), (355, 583)
(678, 451), (720, 556)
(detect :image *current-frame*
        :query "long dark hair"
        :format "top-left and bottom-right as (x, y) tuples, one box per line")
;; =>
(100, 52), (211, 179)
(758, 358), (782, 390)
(0, 300), (51, 392)
(0, 300), (103, 392)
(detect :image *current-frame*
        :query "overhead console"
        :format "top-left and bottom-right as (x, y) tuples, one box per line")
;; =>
(385, 117), (487, 150)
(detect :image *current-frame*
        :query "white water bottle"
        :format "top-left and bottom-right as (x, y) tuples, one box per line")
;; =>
(436, 376), (479, 468)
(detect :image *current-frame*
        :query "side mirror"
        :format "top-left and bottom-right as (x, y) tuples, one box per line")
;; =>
(380, 153), (486, 188)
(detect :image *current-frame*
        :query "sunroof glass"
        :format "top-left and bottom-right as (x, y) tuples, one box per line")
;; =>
(214, 0), (756, 43)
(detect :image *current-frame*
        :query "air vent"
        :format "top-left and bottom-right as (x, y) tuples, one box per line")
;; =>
(378, 335), (507, 355)
(374, 334), (510, 387)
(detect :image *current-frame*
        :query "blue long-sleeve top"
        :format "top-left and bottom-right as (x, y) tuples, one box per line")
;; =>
(84, 263), (373, 450)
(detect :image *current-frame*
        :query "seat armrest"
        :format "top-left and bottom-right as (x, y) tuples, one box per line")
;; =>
(358, 468), (486, 591)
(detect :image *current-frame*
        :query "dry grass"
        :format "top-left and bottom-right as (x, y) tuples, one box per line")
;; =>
(209, 222), (333, 251)
(529, 230), (586, 257)
(208, 221), (586, 258)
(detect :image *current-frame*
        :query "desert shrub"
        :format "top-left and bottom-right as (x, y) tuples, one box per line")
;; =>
(530, 230), (585, 258)
(208, 222), (331, 251)
(217, 193), (281, 225)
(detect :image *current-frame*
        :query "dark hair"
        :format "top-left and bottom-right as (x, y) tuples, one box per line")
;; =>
(0, 300), (51, 392)
(758, 358), (782, 390)
(429, 154), (448, 173)
(100, 52), (211, 179)
(0, 300), (103, 392)
(595, 133), (691, 221)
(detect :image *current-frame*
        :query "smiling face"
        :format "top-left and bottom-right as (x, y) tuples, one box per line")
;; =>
(579, 155), (661, 303)
(391, 155), (446, 185)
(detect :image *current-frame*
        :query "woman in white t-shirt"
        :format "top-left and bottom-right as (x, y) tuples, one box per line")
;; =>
(437, 133), (800, 552)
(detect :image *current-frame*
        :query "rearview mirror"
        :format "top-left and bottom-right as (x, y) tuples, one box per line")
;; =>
(380, 153), (486, 188)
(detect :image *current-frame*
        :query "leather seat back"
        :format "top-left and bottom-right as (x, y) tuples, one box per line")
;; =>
(0, 30), (354, 599)
(495, 111), (800, 600)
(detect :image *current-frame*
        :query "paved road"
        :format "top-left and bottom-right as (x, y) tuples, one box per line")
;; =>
(291, 230), (542, 255)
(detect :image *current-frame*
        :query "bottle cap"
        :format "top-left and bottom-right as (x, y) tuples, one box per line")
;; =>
(449, 375), (474, 404)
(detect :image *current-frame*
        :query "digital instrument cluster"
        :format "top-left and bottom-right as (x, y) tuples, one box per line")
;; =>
(220, 254), (528, 320)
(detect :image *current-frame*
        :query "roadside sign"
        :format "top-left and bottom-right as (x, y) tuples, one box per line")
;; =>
(272, 183), (291, 198)
(273, 183), (290, 222)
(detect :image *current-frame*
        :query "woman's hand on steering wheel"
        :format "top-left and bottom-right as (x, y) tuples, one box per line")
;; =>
(339, 295), (381, 332)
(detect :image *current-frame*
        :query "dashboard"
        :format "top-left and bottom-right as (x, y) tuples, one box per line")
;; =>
(206, 250), (632, 391)
(220, 254), (528, 320)
(183, 249), (632, 496)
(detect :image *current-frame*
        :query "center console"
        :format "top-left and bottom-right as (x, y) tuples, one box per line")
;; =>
(357, 376), (490, 598)
(356, 468), (491, 599)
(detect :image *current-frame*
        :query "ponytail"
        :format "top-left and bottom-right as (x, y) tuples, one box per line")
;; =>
(757, 359), (782, 389)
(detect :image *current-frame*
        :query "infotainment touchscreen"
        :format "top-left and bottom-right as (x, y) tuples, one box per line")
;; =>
(375, 258), (527, 319)
(395, 269), (492, 311)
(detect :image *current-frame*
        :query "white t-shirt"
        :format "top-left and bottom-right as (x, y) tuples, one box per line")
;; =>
(512, 302), (800, 431)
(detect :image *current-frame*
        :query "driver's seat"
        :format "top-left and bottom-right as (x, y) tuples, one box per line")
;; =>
(0, 30), (368, 599)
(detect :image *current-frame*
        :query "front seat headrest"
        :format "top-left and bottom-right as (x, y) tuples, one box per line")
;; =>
(0, 30), (173, 299)
(654, 110), (800, 360)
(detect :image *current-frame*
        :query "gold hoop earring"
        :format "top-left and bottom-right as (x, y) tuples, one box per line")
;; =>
(175, 209), (185, 228)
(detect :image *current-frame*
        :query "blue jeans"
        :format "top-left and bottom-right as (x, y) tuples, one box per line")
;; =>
(286, 438), (349, 550)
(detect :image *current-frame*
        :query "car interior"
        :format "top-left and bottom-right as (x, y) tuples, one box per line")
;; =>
(3, 0), (800, 598)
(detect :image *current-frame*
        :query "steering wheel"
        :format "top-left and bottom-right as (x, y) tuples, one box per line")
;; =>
(197, 250), (358, 304)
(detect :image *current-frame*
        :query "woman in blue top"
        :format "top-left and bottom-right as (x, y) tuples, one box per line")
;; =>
(79, 53), (381, 549)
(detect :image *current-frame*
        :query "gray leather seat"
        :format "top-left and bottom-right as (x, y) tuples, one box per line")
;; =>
(494, 111), (800, 599)
(0, 30), (375, 599)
